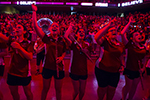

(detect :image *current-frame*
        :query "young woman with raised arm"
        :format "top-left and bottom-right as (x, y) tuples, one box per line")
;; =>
(64, 22), (92, 100)
(32, 4), (66, 100)
(121, 17), (148, 100)
(94, 18), (131, 100)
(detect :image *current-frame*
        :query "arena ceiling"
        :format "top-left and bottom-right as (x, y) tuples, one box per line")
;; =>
(12, 2), (150, 13)
(0, 2), (150, 14)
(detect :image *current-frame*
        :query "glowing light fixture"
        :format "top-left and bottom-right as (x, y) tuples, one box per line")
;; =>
(81, 2), (93, 6)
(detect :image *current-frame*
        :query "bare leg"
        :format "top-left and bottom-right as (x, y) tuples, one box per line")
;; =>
(41, 78), (51, 100)
(122, 75), (133, 100)
(107, 85), (116, 100)
(0, 90), (3, 100)
(54, 78), (63, 100)
(79, 79), (87, 100)
(147, 89), (150, 98)
(97, 86), (107, 100)
(128, 77), (140, 100)
(9, 85), (20, 100)
(0, 77), (3, 100)
(143, 76), (150, 99)
(23, 82), (33, 100)
(71, 79), (79, 100)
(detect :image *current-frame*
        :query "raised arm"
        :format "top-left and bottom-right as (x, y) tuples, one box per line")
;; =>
(64, 23), (74, 46)
(121, 16), (135, 45)
(32, 4), (45, 39)
(0, 32), (9, 43)
(94, 18), (115, 45)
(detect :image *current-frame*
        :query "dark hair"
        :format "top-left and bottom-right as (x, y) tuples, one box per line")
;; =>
(75, 27), (87, 40)
(129, 29), (145, 42)
(75, 27), (86, 34)
(130, 29), (141, 37)
(17, 23), (27, 31)
(22, 25), (27, 31)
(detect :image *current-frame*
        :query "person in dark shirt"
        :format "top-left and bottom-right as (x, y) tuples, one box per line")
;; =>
(0, 24), (33, 100)
(94, 18), (129, 100)
(34, 37), (45, 75)
(0, 39), (8, 100)
(32, 4), (66, 100)
(121, 17), (147, 100)
(64, 23), (91, 100)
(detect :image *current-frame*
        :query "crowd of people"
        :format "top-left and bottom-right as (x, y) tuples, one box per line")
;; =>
(0, 11), (150, 54)
(0, 4), (150, 100)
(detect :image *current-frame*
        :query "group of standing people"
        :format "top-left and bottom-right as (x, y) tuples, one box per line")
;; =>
(0, 4), (150, 100)
(94, 16), (149, 100)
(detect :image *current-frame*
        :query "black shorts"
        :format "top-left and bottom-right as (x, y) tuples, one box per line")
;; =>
(0, 65), (4, 76)
(95, 67), (120, 88)
(146, 68), (150, 75)
(7, 74), (31, 86)
(123, 68), (144, 80)
(42, 68), (65, 79)
(36, 50), (45, 66)
(69, 73), (88, 80)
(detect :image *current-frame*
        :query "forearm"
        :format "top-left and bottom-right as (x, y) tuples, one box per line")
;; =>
(0, 33), (9, 43)
(94, 24), (110, 41)
(18, 47), (33, 60)
(64, 26), (73, 45)
(61, 52), (66, 59)
(121, 22), (131, 35)
(64, 25), (73, 38)
(142, 56), (148, 70)
(36, 46), (45, 53)
(0, 51), (8, 57)
(120, 54), (125, 66)
(121, 33), (128, 45)
(120, 20), (132, 45)
(32, 11), (45, 39)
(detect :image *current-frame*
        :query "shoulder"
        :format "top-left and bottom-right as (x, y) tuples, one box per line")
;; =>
(125, 39), (132, 48)
(84, 41), (90, 46)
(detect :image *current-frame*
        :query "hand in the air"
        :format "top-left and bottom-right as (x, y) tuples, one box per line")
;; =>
(31, 4), (37, 12)
(108, 18), (117, 28)
(129, 16), (135, 24)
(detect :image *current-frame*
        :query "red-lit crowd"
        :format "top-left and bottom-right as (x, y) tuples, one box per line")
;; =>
(0, 4), (150, 100)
